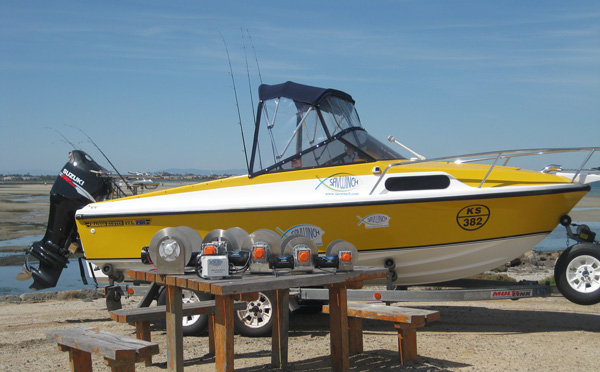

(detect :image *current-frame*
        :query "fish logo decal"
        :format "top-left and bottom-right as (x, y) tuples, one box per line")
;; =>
(315, 173), (360, 193)
(276, 224), (325, 246)
(357, 214), (391, 229)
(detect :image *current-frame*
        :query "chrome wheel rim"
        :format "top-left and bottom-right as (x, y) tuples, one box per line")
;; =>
(181, 290), (201, 327)
(236, 292), (272, 329)
(566, 255), (600, 293)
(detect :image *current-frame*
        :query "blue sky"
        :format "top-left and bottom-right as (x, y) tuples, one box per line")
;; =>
(1, 1), (599, 175)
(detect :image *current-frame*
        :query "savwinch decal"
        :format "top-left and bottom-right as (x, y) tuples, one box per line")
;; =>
(357, 214), (391, 229)
(315, 173), (360, 195)
(276, 224), (325, 246)
(457, 205), (490, 231)
(84, 219), (151, 228)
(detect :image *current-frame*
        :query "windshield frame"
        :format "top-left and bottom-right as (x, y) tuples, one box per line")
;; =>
(248, 82), (405, 177)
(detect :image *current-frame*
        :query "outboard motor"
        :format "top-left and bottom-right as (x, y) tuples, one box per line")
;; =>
(22, 150), (113, 290)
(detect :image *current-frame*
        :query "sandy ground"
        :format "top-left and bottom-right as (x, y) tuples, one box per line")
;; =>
(1, 183), (599, 371)
(0, 294), (598, 372)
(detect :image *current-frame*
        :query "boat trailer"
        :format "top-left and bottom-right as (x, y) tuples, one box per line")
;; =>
(292, 279), (557, 304)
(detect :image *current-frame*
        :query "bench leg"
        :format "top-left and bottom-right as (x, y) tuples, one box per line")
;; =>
(208, 313), (215, 355)
(214, 295), (235, 372)
(328, 283), (350, 372)
(134, 321), (152, 366)
(395, 323), (418, 364)
(348, 317), (363, 354)
(57, 345), (93, 372)
(271, 288), (289, 368)
(104, 358), (136, 372)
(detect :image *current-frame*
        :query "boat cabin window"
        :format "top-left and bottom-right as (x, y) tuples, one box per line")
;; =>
(249, 87), (405, 176)
(385, 175), (451, 191)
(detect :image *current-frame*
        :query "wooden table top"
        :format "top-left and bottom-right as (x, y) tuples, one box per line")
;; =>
(129, 267), (388, 296)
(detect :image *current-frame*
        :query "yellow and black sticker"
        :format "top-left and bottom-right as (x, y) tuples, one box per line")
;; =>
(84, 219), (151, 228)
(457, 205), (490, 231)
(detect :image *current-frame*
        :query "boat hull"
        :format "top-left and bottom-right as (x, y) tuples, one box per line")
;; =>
(76, 181), (588, 285)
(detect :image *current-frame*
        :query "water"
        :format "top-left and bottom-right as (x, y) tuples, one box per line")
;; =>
(588, 181), (600, 196)
(0, 235), (43, 248)
(535, 221), (600, 252)
(0, 257), (95, 296)
(8, 195), (47, 204)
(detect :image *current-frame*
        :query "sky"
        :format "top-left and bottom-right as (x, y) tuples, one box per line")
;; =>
(1, 1), (599, 175)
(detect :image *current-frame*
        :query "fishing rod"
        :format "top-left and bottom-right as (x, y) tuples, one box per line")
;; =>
(246, 29), (263, 85)
(65, 124), (130, 195)
(241, 28), (256, 123)
(46, 127), (80, 150)
(219, 31), (250, 172)
(246, 29), (264, 170)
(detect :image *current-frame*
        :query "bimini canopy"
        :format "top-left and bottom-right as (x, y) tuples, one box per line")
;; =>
(258, 81), (354, 106)
(248, 81), (403, 177)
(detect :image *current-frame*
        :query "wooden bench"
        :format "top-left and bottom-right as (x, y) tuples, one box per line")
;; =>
(47, 326), (159, 372)
(323, 302), (439, 364)
(110, 300), (247, 363)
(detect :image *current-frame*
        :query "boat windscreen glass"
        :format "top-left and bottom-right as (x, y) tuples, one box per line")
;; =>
(250, 95), (404, 176)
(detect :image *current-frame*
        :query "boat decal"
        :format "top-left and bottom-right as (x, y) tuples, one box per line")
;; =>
(357, 214), (391, 229)
(60, 168), (95, 202)
(491, 289), (534, 299)
(457, 205), (490, 231)
(276, 224), (325, 246)
(84, 219), (151, 228)
(315, 173), (360, 195)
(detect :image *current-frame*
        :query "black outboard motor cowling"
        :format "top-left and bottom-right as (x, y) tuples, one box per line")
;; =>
(25, 150), (113, 290)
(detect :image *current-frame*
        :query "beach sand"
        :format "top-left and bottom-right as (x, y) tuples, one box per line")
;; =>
(0, 294), (598, 371)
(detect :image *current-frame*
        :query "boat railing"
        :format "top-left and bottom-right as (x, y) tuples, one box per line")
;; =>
(370, 147), (600, 195)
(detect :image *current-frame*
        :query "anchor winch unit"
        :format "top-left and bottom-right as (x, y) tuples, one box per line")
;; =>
(141, 226), (359, 277)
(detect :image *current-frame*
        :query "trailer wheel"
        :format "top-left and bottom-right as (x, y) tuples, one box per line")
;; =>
(555, 244), (600, 305)
(157, 289), (211, 336)
(234, 291), (274, 337)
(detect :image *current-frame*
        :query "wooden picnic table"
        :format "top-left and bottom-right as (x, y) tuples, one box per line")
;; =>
(129, 266), (387, 372)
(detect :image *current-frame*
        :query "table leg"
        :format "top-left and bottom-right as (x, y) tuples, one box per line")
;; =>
(214, 295), (235, 372)
(328, 283), (349, 372)
(165, 285), (183, 372)
(271, 288), (289, 368)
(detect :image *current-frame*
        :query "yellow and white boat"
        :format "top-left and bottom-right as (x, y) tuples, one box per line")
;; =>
(72, 81), (599, 288)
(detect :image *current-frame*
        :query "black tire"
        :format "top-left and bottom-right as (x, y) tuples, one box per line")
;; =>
(234, 291), (275, 337)
(555, 243), (600, 305)
(157, 289), (211, 336)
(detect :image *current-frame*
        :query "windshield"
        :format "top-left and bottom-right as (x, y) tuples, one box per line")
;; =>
(249, 88), (404, 176)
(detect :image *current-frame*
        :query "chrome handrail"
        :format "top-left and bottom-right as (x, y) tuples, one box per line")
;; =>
(369, 147), (600, 195)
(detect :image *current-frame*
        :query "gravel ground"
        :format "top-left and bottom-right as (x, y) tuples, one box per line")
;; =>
(0, 292), (598, 372)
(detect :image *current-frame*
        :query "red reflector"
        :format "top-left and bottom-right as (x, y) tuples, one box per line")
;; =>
(341, 252), (352, 262)
(204, 245), (217, 255)
(374, 292), (382, 300)
(127, 287), (135, 295)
